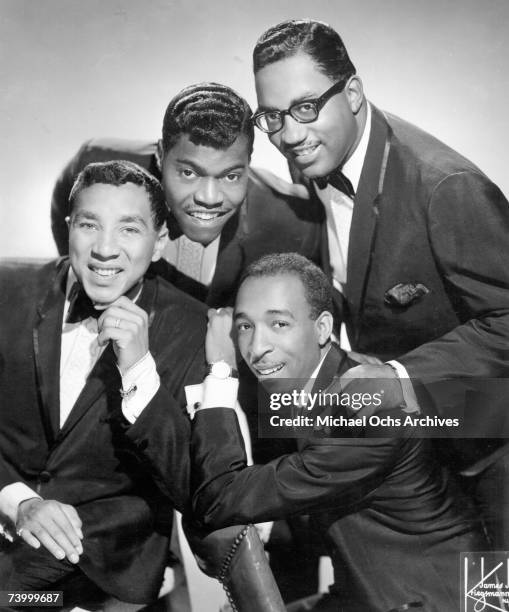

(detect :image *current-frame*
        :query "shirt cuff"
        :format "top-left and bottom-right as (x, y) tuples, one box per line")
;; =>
(386, 360), (420, 414)
(0, 482), (41, 524)
(199, 375), (238, 410)
(120, 352), (160, 424)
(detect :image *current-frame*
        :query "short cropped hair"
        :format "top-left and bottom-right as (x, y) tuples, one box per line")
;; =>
(240, 253), (333, 320)
(161, 82), (254, 155)
(69, 160), (167, 230)
(253, 19), (356, 83)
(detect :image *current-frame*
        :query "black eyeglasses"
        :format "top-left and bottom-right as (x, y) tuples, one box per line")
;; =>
(252, 80), (347, 135)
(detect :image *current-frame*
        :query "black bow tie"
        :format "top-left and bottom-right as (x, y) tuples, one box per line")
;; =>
(66, 283), (101, 324)
(316, 169), (355, 198)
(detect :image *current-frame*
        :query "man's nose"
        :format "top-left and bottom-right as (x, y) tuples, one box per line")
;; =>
(91, 231), (120, 260)
(194, 178), (224, 208)
(249, 327), (273, 362)
(280, 115), (307, 147)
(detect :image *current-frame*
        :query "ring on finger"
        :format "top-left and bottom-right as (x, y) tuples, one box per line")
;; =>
(16, 527), (24, 538)
(115, 318), (121, 328)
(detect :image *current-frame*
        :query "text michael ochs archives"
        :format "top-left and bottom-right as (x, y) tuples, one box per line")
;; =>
(260, 388), (461, 438)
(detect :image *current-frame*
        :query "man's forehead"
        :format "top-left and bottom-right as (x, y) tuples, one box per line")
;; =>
(166, 134), (249, 169)
(255, 53), (331, 107)
(236, 274), (308, 316)
(73, 183), (153, 221)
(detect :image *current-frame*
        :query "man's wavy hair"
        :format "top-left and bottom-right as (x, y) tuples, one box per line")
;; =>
(253, 19), (356, 82)
(240, 252), (333, 320)
(161, 82), (254, 156)
(69, 160), (167, 230)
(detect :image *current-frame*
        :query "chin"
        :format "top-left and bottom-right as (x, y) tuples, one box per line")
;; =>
(84, 286), (121, 307)
(188, 228), (220, 246)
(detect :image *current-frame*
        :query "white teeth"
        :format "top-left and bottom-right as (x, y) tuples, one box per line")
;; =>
(294, 144), (319, 157)
(92, 268), (120, 277)
(188, 211), (222, 220)
(256, 364), (284, 375)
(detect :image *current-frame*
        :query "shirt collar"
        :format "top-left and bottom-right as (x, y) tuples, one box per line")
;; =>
(342, 101), (372, 193)
(302, 344), (332, 396)
(63, 267), (143, 323)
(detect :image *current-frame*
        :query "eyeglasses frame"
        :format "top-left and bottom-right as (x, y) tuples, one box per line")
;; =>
(252, 79), (349, 135)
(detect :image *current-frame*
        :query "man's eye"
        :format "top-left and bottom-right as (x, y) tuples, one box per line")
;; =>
(180, 169), (197, 179)
(224, 173), (240, 183)
(295, 102), (315, 114)
(236, 322), (252, 332)
(122, 227), (140, 235)
(78, 222), (97, 230)
(273, 320), (289, 329)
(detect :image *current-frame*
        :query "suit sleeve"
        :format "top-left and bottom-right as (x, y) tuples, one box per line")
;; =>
(191, 408), (400, 529)
(123, 345), (208, 514)
(399, 171), (509, 381)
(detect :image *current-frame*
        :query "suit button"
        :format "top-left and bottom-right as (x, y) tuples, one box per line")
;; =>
(39, 470), (51, 482)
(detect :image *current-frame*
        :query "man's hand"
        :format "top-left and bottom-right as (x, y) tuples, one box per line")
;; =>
(339, 364), (405, 416)
(98, 296), (149, 374)
(16, 498), (83, 564)
(206, 308), (236, 366)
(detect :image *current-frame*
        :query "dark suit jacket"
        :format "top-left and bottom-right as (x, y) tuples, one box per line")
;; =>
(191, 344), (487, 612)
(0, 258), (207, 603)
(50, 138), (323, 307)
(317, 105), (509, 467)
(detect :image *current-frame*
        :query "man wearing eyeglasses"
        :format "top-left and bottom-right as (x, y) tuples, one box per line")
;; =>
(251, 19), (509, 551)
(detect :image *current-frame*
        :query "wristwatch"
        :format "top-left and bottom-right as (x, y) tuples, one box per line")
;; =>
(206, 361), (239, 379)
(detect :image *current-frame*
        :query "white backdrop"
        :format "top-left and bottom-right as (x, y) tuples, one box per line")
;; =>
(1, 0), (508, 258)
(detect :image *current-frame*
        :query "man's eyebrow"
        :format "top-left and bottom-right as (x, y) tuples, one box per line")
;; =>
(72, 211), (148, 227)
(266, 309), (295, 319)
(256, 91), (319, 112)
(72, 210), (99, 220)
(118, 214), (148, 227)
(175, 158), (246, 177)
(234, 309), (295, 320)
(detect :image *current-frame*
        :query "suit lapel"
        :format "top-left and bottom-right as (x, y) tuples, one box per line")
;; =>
(345, 106), (391, 335)
(56, 343), (120, 440)
(33, 260), (68, 441)
(310, 344), (347, 398)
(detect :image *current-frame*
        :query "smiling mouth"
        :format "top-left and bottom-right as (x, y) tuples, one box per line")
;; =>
(186, 211), (229, 222)
(290, 143), (320, 160)
(253, 363), (285, 376)
(89, 265), (123, 278)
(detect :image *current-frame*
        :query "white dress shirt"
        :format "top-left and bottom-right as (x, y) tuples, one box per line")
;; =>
(315, 103), (372, 294)
(163, 234), (220, 286)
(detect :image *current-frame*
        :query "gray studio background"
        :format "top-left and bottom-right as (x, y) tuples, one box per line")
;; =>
(1, 0), (508, 258)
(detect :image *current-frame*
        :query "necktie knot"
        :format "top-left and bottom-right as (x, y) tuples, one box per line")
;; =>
(66, 283), (101, 324)
(316, 169), (355, 198)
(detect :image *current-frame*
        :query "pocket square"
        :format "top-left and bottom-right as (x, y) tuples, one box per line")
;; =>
(384, 282), (430, 307)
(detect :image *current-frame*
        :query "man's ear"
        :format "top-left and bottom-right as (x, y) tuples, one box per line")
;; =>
(151, 226), (168, 262)
(315, 311), (334, 347)
(345, 75), (364, 115)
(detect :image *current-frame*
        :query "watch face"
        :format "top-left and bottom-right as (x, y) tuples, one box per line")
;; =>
(211, 361), (231, 379)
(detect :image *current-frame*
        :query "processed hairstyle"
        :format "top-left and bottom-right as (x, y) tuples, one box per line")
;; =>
(161, 82), (254, 155)
(240, 252), (333, 320)
(253, 19), (356, 82)
(68, 160), (168, 230)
